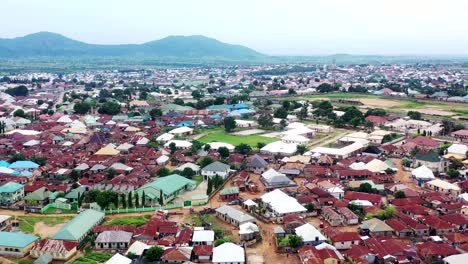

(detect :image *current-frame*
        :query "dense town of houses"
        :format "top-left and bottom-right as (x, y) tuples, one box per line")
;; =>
(0, 65), (466, 264)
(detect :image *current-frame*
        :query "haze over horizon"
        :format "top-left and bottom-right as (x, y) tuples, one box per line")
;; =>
(2, 0), (468, 56)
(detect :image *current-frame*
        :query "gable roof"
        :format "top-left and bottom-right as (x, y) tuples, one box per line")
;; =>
(0, 231), (38, 248)
(202, 161), (230, 172)
(137, 174), (195, 196)
(52, 209), (104, 241)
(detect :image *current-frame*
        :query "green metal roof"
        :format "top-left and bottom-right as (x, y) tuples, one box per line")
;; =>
(52, 209), (104, 241)
(24, 187), (49, 201)
(0, 182), (24, 193)
(220, 187), (239, 195)
(0, 231), (38, 248)
(414, 151), (441, 163)
(137, 174), (195, 196)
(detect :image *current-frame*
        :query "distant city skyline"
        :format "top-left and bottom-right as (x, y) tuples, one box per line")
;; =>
(2, 0), (468, 55)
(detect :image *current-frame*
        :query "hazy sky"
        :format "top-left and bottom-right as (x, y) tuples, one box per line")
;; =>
(2, 0), (468, 55)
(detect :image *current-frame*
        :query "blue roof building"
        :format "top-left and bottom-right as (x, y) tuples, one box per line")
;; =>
(0, 160), (11, 167)
(9, 161), (40, 170)
(0, 231), (38, 257)
(0, 182), (24, 204)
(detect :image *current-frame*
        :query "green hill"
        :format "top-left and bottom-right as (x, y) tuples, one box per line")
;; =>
(0, 32), (265, 60)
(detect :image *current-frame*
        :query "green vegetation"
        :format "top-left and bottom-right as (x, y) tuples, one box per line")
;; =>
(193, 175), (204, 186)
(18, 216), (72, 233)
(42, 207), (77, 214)
(105, 216), (149, 227)
(71, 252), (112, 264)
(198, 132), (276, 147)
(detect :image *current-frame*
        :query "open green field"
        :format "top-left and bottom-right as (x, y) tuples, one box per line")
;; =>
(17, 215), (72, 233)
(104, 215), (150, 227)
(198, 132), (277, 147)
(71, 252), (112, 264)
(283, 93), (468, 118)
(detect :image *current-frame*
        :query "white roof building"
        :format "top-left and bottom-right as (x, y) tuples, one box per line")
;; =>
(125, 241), (150, 256)
(443, 253), (468, 264)
(156, 133), (174, 142)
(260, 141), (297, 156)
(281, 134), (310, 145)
(192, 230), (215, 243)
(261, 189), (306, 215)
(447, 144), (468, 157)
(206, 142), (235, 152)
(364, 159), (391, 173)
(212, 242), (245, 264)
(168, 126), (193, 135)
(106, 253), (131, 264)
(295, 223), (326, 243)
(164, 140), (192, 149)
(411, 165), (435, 181)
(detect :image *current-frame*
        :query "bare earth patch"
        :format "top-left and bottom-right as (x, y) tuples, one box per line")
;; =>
(415, 108), (453, 116)
(358, 98), (403, 108)
(34, 222), (66, 238)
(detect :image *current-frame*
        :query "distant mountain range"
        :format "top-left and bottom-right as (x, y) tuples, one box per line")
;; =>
(0, 32), (467, 70)
(0, 32), (265, 60)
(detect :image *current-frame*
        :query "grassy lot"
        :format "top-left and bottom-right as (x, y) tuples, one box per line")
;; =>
(300, 93), (377, 99)
(193, 175), (204, 186)
(42, 207), (77, 214)
(71, 252), (112, 264)
(17, 215), (72, 233)
(198, 132), (277, 147)
(104, 216), (149, 227)
(185, 214), (231, 237)
(284, 93), (468, 118)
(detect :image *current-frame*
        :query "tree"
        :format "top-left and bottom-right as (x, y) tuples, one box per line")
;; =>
(192, 90), (203, 99)
(141, 191), (146, 206)
(394, 191), (406, 199)
(376, 206), (396, 220)
(257, 142), (266, 149)
(173, 98), (184, 105)
(199, 157), (214, 168)
(273, 107), (288, 119)
(128, 192), (133, 207)
(13, 109), (27, 118)
(258, 114), (274, 129)
(407, 111), (422, 120)
(447, 168), (460, 178)
(98, 101), (121, 115)
(73, 102), (91, 114)
(223, 116), (236, 132)
(218, 147), (230, 159)
(169, 142), (177, 154)
(365, 108), (386, 117)
(159, 189), (164, 205)
(105, 168), (117, 180)
(316, 83), (337, 93)
(288, 235), (304, 249)
(5, 85), (28, 96)
(157, 167), (171, 177)
(135, 192), (140, 207)
(235, 143), (252, 155)
(180, 167), (196, 179)
(149, 108), (162, 120)
(121, 193), (127, 208)
(203, 144), (211, 152)
(207, 178), (213, 195)
(70, 170), (80, 181)
(145, 246), (164, 262)
(306, 203), (315, 212)
(296, 145), (308, 155)
(358, 183), (374, 193)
